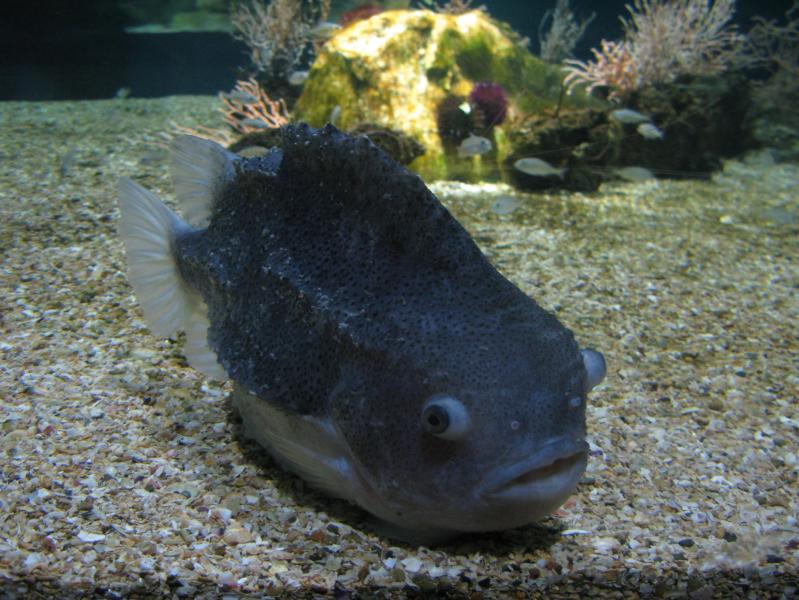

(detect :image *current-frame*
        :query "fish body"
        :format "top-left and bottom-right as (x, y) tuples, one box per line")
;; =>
(117, 125), (606, 542)
(490, 196), (521, 215)
(310, 21), (341, 39)
(609, 108), (650, 125)
(288, 70), (309, 86)
(513, 157), (566, 179)
(457, 134), (492, 158)
(637, 122), (664, 140)
(615, 165), (655, 182)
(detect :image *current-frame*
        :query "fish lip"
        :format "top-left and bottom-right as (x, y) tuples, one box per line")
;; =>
(480, 437), (589, 497)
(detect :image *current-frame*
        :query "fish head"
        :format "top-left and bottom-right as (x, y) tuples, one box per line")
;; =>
(329, 314), (606, 537)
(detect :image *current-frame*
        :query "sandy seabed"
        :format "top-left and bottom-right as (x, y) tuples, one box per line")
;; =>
(0, 96), (797, 598)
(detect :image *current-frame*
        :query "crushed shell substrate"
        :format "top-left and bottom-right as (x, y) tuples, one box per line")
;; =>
(0, 97), (797, 598)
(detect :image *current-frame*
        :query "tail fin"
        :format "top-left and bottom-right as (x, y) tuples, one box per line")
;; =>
(117, 177), (226, 380)
(118, 177), (194, 337)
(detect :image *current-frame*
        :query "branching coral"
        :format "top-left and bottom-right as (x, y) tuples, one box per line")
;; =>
(166, 79), (290, 147)
(564, 40), (638, 99)
(221, 78), (291, 135)
(538, 0), (595, 64)
(231, 0), (330, 80)
(744, 3), (799, 113)
(623, 0), (744, 83)
(564, 0), (745, 99)
(746, 2), (799, 76)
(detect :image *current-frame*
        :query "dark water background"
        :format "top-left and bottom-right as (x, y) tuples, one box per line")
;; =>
(0, 0), (792, 100)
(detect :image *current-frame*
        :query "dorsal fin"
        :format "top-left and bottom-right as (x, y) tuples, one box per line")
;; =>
(169, 135), (238, 228)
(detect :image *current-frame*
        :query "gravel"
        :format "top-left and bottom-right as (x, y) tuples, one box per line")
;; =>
(1, 96), (797, 597)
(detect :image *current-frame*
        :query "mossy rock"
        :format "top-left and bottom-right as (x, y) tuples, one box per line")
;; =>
(504, 72), (758, 193)
(293, 8), (595, 181)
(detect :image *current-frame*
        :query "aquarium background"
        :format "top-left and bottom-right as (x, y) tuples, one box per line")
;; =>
(0, 0), (792, 100)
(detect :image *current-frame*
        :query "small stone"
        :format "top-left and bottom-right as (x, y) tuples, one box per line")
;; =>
(401, 556), (422, 573)
(23, 553), (45, 570)
(309, 529), (327, 543)
(723, 530), (737, 542)
(678, 538), (695, 547)
(139, 558), (155, 572)
(276, 508), (296, 523)
(223, 524), (254, 545)
(209, 507), (232, 524)
(77, 531), (106, 543)
(131, 348), (158, 361)
(593, 536), (621, 554)
(689, 584), (715, 600)
(766, 554), (784, 563)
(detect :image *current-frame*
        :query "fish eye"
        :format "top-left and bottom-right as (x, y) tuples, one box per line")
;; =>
(421, 395), (471, 440)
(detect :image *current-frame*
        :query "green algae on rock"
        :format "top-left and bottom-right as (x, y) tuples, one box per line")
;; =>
(293, 8), (593, 181)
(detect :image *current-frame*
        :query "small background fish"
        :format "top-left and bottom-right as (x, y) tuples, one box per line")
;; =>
(457, 134), (492, 158)
(514, 157), (565, 179)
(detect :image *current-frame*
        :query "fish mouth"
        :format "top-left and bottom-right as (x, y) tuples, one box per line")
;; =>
(482, 438), (588, 503)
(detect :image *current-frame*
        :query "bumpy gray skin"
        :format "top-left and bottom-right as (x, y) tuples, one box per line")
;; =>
(174, 124), (592, 537)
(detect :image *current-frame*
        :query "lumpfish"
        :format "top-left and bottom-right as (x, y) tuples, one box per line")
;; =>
(513, 157), (566, 179)
(117, 124), (606, 542)
(457, 133), (492, 158)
